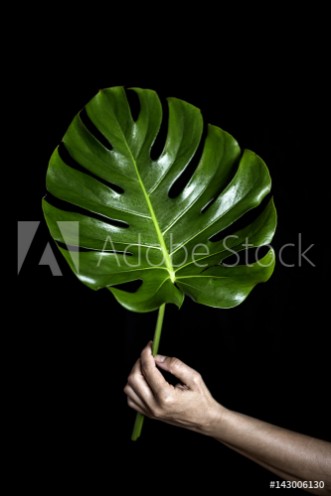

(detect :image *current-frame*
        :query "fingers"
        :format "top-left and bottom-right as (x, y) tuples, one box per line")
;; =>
(124, 342), (172, 417)
(125, 355), (156, 410)
(124, 383), (146, 411)
(124, 342), (202, 420)
(154, 355), (202, 390)
(139, 342), (169, 395)
(124, 383), (151, 415)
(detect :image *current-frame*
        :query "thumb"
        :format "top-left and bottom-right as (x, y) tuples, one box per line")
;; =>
(155, 355), (201, 390)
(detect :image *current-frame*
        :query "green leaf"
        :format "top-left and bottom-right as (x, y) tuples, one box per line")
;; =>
(43, 87), (277, 312)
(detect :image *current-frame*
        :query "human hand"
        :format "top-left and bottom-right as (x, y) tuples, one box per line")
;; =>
(124, 342), (224, 434)
(125, 345), (331, 492)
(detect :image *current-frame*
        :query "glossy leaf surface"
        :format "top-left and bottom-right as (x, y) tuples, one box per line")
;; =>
(43, 87), (276, 312)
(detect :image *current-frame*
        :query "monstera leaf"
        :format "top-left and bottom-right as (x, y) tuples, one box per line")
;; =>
(43, 86), (276, 313)
(43, 86), (277, 440)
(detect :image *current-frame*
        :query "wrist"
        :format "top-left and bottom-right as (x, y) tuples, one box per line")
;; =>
(199, 401), (230, 438)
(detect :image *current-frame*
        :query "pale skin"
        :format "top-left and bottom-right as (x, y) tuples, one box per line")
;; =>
(124, 343), (331, 495)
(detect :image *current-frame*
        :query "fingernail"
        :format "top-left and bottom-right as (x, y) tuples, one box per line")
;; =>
(155, 354), (166, 362)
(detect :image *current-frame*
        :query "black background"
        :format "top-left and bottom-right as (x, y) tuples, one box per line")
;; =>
(14, 19), (329, 494)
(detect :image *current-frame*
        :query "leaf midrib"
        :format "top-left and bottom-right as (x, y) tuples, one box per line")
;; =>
(121, 134), (175, 283)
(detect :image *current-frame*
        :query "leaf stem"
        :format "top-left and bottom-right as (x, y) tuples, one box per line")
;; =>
(151, 303), (166, 356)
(131, 303), (166, 441)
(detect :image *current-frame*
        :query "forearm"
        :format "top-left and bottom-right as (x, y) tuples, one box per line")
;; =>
(203, 406), (331, 494)
(125, 347), (331, 494)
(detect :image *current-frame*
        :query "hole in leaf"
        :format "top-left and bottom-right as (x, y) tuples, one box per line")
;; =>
(55, 241), (133, 256)
(80, 108), (113, 150)
(58, 143), (124, 194)
(58, 141), (82, 169)
(56, 241), (91, 253)
(44, 193), (129, 229)
(125, 88), (140, 122)
(168, 124), (208, 199)
(111, 279), (142, 293)
(104, 250), (133, 256)
(200, 197), (215, 214)
(104, 182), (124, 195)
(208, 194), (272, 242)
(200, 152), (242, 214)
(150, 98), (169, 161)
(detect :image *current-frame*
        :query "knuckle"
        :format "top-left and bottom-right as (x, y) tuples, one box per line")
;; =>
(168, 357), (182, 374)
(191, 371), (202, 385)
(158, 390), (173, 407)
(141, 362), (151, 376)
(127, 373), (138, 388)
(149, 404), (161, 418)
(149, 391), (174, 418)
